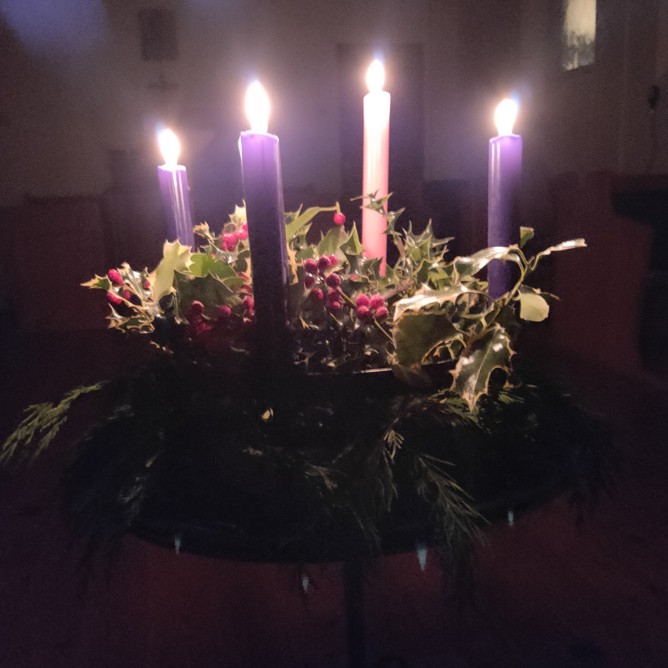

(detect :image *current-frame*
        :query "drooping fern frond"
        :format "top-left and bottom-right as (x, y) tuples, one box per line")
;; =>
(1, 383), (106, 468)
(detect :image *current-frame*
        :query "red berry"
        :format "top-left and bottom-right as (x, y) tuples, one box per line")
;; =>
(333, 212), (346, 226)
(317, 256), (331, 273)
(189, 301), (205, 315)
(328, 255), (339, 266)
(326, 287), (340, 302)
(375, 306), (389, 322)
(106, 291), (122, 305)
(121, 289), (132, 301)
(325, 273), (341, 288)
(310, 288), (324, 303)
(216, 304), (232, 319)
(355, 294), (370, 308)
(369, 294), (385, 310)
(237, 228), (248, 241)
(142, 279), (150, 290)
(327, 301), (343, 313)
(243, 295), (255, 312)
(303, 258), (318, 274)
(107, 269), (123, 286)
(356, 305), (371, 321)
(304, 274), (316, 289)
(223, 233), (238, 251)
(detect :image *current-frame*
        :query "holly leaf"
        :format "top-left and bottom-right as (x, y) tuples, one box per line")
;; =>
(340, 225), (364, 257)
(454, 246), (523, 278)
(450, 326), (515, 411)
(82, 274), (111, 291)
(393, 285), (472, 321)
(518, 290), (550, 322)
(152, 241), (192, 302)
(519, 227), (534, 248)
(318, 225), (346, 257)
(394, 312), (462, 366)
(285, 205), (338, 240)
(189, 253), (237, 280)
(534, 238), (586, 264)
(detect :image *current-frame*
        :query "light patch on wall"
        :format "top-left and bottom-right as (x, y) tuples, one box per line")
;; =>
(562, 0), (596, 70)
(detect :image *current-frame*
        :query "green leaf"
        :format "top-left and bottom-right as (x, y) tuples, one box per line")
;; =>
(518, 291), (549, 322)
(340, 225), (364, 257)
(317, 225), (346, 257)
(189, 253), (237, 280)
(393, 285), (472, 321)
(394, 313), (461, 366)
(450, 326), (515, 411)
(285, 205), (338, 240)
(454, 246), (523, 278)
(82, 275), (111, 291)
(534, 238), (586, 263)
(174, 274), (232, 318)
(519, 227), (535, 248)
(152, 241), (192, 302)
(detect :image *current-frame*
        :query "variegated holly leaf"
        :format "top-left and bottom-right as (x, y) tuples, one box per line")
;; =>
(189, 253), (237, 280)
(81, 274), (111, 290)
(393, 312), (462, 366)
(450, 325), (515, 411)
(534, 238), (586, 264)
(151, 241), (192, 302)
(454, 246), (523, 278)
(518, 289), (550, 322)
(393, 285), (472, 321)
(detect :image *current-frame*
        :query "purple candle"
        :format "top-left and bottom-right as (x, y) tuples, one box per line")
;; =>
(239, 82), (291, 371)
(488, 99), (522, 298)
(157, 129), (194, 246)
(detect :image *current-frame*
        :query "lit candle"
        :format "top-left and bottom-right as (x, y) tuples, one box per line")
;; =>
(239, 81), (291, 371)
(362, 59), (390, 274)
(488, 98), (522, 298)
(157, 128), (194, 246)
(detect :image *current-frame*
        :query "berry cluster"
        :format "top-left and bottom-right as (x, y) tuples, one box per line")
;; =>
(302, 255), (344, 314)
(354, 293), (388, 323)
(221, 223), (249, 251)
(105, 268), (148, 306)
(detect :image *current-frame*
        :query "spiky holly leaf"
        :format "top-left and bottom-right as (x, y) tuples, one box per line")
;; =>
(394, 313), (462, 366)
(189, 253), (238, 280)
(454, 246), (523, 279)
(518, 289), (550, 322)
(173, 274), (234, 319)
(285, 205), (338, 240)
(152, 241), (192, 302)
(391, 364), (432, 388)
(318, 224), (347, 257)
(393, 285), (471, 321)
(533, 238), (586, 266)
(81, 275), (111, 291)
(450, 325), (515, 411)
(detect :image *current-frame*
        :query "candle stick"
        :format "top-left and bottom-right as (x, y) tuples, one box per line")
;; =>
(157, 129), (194, 247)
(362, 59), (391, 274)
(488, 98), (522, 298)
(239, 81), (291, 372)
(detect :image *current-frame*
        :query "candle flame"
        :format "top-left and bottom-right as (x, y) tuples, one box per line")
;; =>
(158, 128), (181, 166)
(245, 81), (270, 133)
(366, 59), (385, 94)
(494, 98), (519, 136)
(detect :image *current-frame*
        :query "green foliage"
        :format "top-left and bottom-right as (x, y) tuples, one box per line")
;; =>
(82, 198), (585, 410)
(0, 383), (105, 467)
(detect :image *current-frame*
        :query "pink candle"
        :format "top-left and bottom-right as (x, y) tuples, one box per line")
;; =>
(362, 59), (390, 274)
(488, 99), (522, 298)
(239, 81), (291, 372)
(157, 129), (194, 246)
